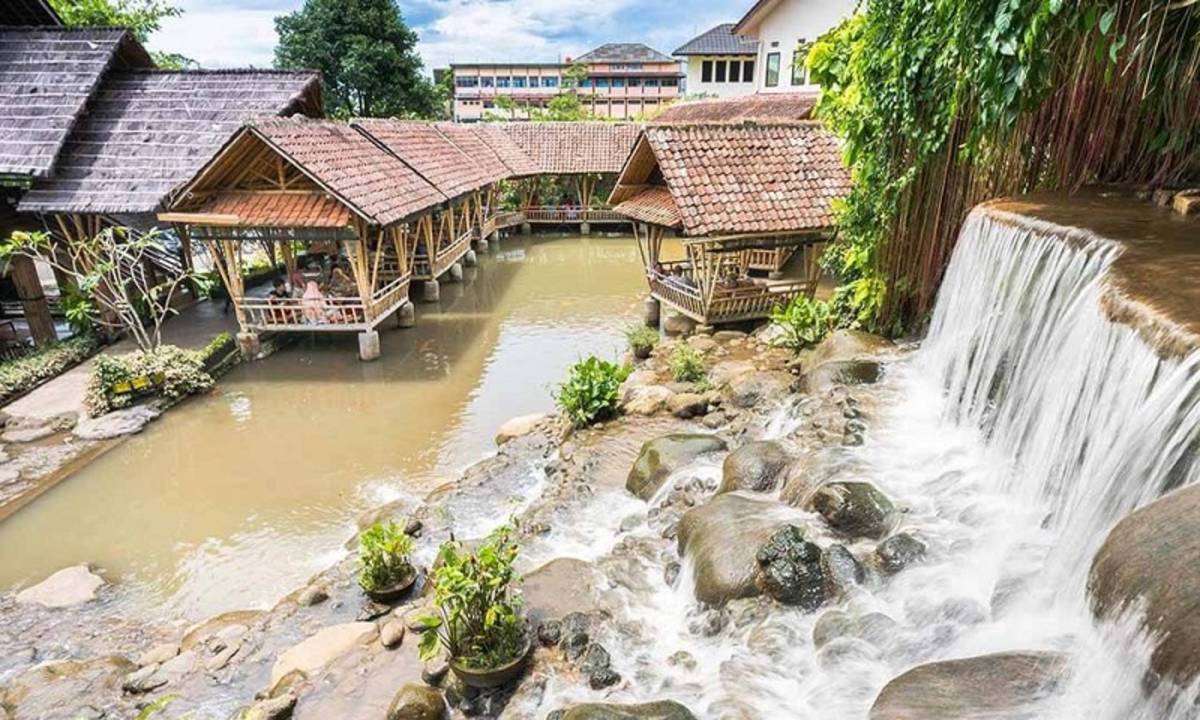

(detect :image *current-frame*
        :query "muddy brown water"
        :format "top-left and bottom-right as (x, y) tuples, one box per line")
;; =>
(0, 233), (655, 622)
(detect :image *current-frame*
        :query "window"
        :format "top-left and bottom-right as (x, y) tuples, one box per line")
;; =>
(454, 76), (479, 88)
(528, 76), (540, 87)
(512, 77), (526, 88)
(580, 78), (593, 88)
(792, 39), (811, 86)
(483, 100), (494, 109)
(596, 78), (610, 88)
(480, 77), (494, 88)
(628, 78), (641, 87)
(643, 78), (659, 87)
(715, 60), (727, 82)
(743, 61), (755, 82)
(612, 77), (625, 88)
(765, 52), (780, 87)
(729, 60), (740, 83)
(542, 77), (558, 88)
(496, 77), (511, 88)
(661, 78), (678, 87)
(701, 60), (713, 83)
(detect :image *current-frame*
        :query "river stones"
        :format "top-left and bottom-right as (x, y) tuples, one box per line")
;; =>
(677, 493), (796, 604)
(809, 481), (897, 539)
(495, 413), (548, 445)
(804, 330), (893, 367)
(73, 406), (159, 440)
(15, 564), (105, 608)
(242, 693), (298, 720)
(270, 622), (378, 687)
(804, 359), (883, 393)
(1089, 483), (1200, 685)
(718, 441), (791, 494)
(875, 532), (927, 573)
(522, 557), (601, 624)
(552, 700), (698, 720)
(387, 683), (445, 720)
(626, 434), (727, 501)
(1, 656), (134, 719)
(869, 651), (1068, 720)
(667, 393), (708, 419)
(622, 385), (675, 416)
(822, 543), (867, 597)
(754, 525), (826, 609)
(724, 370), (793, 409)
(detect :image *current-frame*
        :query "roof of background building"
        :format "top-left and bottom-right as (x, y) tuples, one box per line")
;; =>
(652, 92), (817, 124)
(0, 27), (153, 178)
(19, 70), (322, 214)
(500, 122), (641, 175)
(574, 43), (675, 65)
(673, 24), (759, 56)
(732, 0), (785, 35)
(0, 0), (62, 26)
(611, 122), (849, 236)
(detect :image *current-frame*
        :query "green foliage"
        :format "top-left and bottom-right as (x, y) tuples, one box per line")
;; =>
(49, 0), (194, 68)
(624, 325), (659, 355)
(358, 520), (415, 593)
(85, 345), (213, 417)
(669, 344), (706, 384)
(274, 0), (437, 118)
(555, 356), (630, 427)
(769, 295), (834, 351)
(0, 336), (98, 406)
(417, 523), (525, 670)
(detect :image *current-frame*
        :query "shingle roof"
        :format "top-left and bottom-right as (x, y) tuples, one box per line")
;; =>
(354, 119), (492, 200)
(500, 122), (640, 175)
(205, 190), (351, 228)
(575, 43), (675, 64)
(19, 69), (322, 214)
(653, 92), (816, 124)
(2, 0), (63, 25)
(613, 186), (681, 228)
(611, 123), (850, 236)
(673, 24), (758, 56)
(0, 27), (152, 178)
(251, 119), (446, 227)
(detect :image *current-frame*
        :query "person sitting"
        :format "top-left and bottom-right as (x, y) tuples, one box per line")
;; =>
(301, 281), (332, 324)
(267, 277), (293, 323)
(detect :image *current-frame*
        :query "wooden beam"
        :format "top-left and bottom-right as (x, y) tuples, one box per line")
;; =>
(10, 255), (57, 345)
(157, 212), (242, 226)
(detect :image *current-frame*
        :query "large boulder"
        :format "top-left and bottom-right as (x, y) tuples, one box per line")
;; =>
(869, 651), (1068, 720)
(554, 700), (698, 720)
(73, 406), (159, 440)
(270, 622), (378, 687)
(677, 493), (797, 604)
(725, 371), (793, 409)
(387, 683), (445, 720)
(626, 434), (727, 501)
(805, 330), (893, 368)
(0, 657), (134, 719)
(622, 385), (675, 416)
(522, 557), (601, 624)
(803, 360), (883, 393)
(754, 525), (826, 610)
(494, 413), (547, 445)
(15, 565), (105, 608)
(718, 441), (791, 495)
(1089, 484), (1200, 685)
(809, 482), (897, 539)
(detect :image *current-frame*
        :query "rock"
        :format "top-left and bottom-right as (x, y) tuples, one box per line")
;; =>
(626, 434), (727, 501)
(4, 657), (135, 718)
(380, 619), (407, 649)
(869, 651), (1068, 720)
(421, 658), (449, 686)
(121, 664), (167, 694)
(667, 650), (697, 671)
(718, 441), (790, 494)
(522, 557), (600, 624)
(876, 533), (927, 573)
(15, 564), (105, 608)
(1173, 189), (1200, 216)
(804, 360), (883, 392)
(662, 311), (696, 336)
(537, 619), (562, 646)
(712, 330), (746, 342)
(809, 482), (897, 539)
(667, 393), (708, 419)
(73, 406), (159, 440)
(579, 643), (620, 689)
(296, 584), (329, 607)
(557, 700), (699, 720)
(709, 360), (755, 387)
(269, 622), (377, 687)
(1, 422), (56, 443)
(136, 642), (179, 668)
(725, 371), (793, 409)
(805, 330), (892, 367)
(205, 643), (239, 671)
(387, 683), (446, 720)
(1153, 188), (1176, 206)
(822, 544), (866, 597)
(622, 368), (659, 389)
(242, 693), (298, 720)
(495, 413), (547, 445)
(622, 385), (675, 416)
(1089, 483), (1200, 684)
(560, 612), (592, 660)
(677, 493), (795, 604)
(754, 525), (826, 610)
(813, 610), (897, 649)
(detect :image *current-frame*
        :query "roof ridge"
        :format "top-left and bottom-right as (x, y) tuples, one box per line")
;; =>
(0, 25), (130, 33)
(117, 68), (321, 76)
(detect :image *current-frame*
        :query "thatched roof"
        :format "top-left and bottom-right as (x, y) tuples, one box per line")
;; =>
(499, 122), (641, 175)
(0, 27), (152, 178)
(19, 69), (322, 214)
(2, 0), (62, 25)
(653, 93), (817, 124)
(610, 122), (849, 236)
(355, 119), (494, 201)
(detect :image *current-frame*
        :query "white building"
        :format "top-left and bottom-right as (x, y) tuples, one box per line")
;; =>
(672, 24), (758, 99)
(733, 0), (855, 93)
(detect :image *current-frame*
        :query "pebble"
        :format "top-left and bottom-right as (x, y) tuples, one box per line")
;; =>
(297, 584), (329, 607)
(421, 659), (449, 686)
(380, 619), (406, 649)
(136, 642), (179, 668)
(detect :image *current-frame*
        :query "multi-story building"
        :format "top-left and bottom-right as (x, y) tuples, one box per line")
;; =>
(673, 24), (759, 99)
(450, 43), (683, 122)
(732, 0), (855, 92)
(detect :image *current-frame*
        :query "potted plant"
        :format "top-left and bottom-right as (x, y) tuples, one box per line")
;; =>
(358, 520), (417, 603)
(625, 324), (659, 360)
(417, 524), (529, 688)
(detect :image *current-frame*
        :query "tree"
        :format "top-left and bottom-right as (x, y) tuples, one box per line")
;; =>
(274, 0), (437, 119)
(528, 63), (599, 122)
(49, 0), (194, 69)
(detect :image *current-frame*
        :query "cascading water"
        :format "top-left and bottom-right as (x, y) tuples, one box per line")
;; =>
(520, 204), (1200, 719)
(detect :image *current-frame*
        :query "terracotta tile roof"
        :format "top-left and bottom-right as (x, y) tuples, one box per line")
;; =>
(614, 187), (681, 228)
(500, 122), (641, 175)
(673, 24), (758, 56)
(433, 122), (510, 185)
(252, 119), (446, 227)
(355, 119), (492, 199)
(612, 122), (849, 236)
(203, 190), (352, 228)
(0, 27), (151, 178)
(653, 92), (816, 124)
(469, 123), (540, 177)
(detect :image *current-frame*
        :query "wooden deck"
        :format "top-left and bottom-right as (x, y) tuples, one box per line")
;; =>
(523, 206), (628, 225)
(414, 228), (473, 281)
(238, 275), (411, 333)
(648, 267), (812, 325)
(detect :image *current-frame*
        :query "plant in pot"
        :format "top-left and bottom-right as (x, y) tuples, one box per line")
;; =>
(417, 523), (529, 688)
(358, 520), (418, 603)
(625, 324), (659, 360)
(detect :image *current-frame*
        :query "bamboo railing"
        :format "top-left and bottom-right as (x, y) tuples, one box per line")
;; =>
(523, 206), (627, 225)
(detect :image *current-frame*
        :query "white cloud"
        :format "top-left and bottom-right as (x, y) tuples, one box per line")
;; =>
(151, 2), (291, 68)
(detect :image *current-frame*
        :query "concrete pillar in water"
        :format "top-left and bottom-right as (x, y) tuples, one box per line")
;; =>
(463, 249), (478, 267)
(448, 262), (464, 283)
(642, 296), (661, 327)
(397, 301), (415, 328)
(580, 221), (591, 236)
(421, 279), (440, 303)
(358, 330), (381, 362)
(520, 222), (532, 235)
(236, 331), (261, 359)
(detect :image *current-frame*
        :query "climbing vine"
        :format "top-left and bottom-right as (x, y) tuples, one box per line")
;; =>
(808, 0), (1200, 332)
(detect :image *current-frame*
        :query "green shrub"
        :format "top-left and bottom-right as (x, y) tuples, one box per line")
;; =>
(418, 523), (525, 671)
(669, 344), (707, 384)
(555, 356), (630, 427)
(199, 332), (235, 367)
(358, 520), (415, 593)
(0, 335), (98, 405)
(85, 345), (213, 417)
(769, 295), (834, 351)
(624, 324), (659, 357)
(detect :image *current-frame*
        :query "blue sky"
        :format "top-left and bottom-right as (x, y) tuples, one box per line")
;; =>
(151, 0), (749, 74)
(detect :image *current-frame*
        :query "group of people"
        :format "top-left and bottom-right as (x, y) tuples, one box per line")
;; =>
(265, 264), (357, 325)
(649, 262), (760, 294)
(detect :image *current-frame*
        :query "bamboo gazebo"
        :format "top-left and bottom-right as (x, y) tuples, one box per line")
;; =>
(611, 122), (850, 328)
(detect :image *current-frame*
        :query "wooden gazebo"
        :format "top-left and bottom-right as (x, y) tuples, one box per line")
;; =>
(610, 122), (850, 328)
